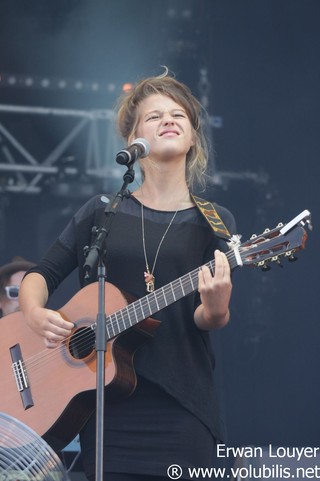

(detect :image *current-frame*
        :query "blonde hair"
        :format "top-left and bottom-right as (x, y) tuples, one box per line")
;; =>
(116, 69), (209, 190)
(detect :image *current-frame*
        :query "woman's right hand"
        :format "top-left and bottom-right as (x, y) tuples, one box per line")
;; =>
(27, 305), (75, 348)
(19, 273), (75, 349)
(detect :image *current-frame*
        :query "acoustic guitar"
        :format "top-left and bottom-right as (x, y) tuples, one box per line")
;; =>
(0, 210), (311, 451)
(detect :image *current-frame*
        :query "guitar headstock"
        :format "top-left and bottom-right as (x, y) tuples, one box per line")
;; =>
(240, 210), (312, 270)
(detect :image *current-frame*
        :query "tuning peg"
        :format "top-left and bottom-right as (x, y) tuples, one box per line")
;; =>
(258, 261), (271, 271)
(261, 264), (271, 272)
(250, 233), (257, 240)
(270, 255), (283, 267)
(263, 228), (270, 234)
(284, 250), (298, 262)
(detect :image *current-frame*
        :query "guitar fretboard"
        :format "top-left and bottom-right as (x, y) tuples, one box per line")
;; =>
(104, 250), (239, 340)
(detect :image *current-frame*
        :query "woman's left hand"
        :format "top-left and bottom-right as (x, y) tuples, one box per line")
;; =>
(195, 250), (232, 330)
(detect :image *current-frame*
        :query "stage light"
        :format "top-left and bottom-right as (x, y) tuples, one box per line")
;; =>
(167, 8), (176, 18)
(8, 76), (17, 85)
(107, 83), (116, 92)
(25, 77), (34, 87)
(0, 71), (120, 95)
(41, 78), (50, 88)
(182, 9), (192, 19)
(122, 83), (133, 92)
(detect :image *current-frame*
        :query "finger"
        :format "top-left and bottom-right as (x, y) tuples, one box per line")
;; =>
(48, 325), (74, 338)
(44, 316), (72, 342)
(44, 337), (60, 349)
(198, 266), (205, 290)
(49, 311), (74, 329)
(45, 328), (66, 341)
(199, 265), (213, 286)
(213, 250), (225, 278)
(214, 250), (230, 278)
(221, 251), (230, 272)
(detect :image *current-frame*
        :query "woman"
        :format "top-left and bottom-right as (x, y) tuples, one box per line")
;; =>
(19, 71), (236, 481)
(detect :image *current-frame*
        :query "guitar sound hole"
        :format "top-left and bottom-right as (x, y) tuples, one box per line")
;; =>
(69, 327), (96, 359)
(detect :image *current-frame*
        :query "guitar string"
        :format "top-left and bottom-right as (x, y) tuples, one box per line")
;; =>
(5, 220), (300, 400)
(16, 250), (237, 384)
(11, 262), (228, 390)
(15, 251), (238, 386)
(5, 254), (238, 397)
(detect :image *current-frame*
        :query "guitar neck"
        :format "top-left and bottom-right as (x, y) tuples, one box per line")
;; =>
(105, 250), (239, 339)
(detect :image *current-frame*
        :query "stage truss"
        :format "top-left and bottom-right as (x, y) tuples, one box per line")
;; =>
(0, 102), (269, 197)
(0, 103), (124, 195)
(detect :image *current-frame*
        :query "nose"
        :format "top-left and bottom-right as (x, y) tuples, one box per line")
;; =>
(162, 113), (175, 125)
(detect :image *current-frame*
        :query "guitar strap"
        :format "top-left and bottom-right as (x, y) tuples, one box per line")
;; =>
(191, 193), (231, 241)
(101, 192), (231, 240)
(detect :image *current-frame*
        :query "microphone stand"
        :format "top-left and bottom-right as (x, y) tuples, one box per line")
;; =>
(83, 164), (135, 481)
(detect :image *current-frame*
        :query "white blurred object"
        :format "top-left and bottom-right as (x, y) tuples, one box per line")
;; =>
(0, 411), (67, 480)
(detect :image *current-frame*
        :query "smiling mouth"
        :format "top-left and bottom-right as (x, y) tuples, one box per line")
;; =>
(160, 130), (179, 136)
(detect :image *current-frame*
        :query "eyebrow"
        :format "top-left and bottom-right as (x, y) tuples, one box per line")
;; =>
(144, 108), (186, 117)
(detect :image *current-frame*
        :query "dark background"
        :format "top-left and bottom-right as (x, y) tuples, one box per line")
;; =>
(1, 0), (319, 459)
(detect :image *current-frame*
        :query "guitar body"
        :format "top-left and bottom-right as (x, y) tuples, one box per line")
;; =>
(0, 282), (160, 451)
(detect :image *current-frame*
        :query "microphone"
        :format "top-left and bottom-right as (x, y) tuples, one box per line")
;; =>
(116, 138), (150, 166)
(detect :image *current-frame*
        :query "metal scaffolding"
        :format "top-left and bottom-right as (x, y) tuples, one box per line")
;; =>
(0, 104), (124, 195)
(0, 103), (269, 197)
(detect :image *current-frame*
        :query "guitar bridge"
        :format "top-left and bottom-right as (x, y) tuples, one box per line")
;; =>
(13, 359), (28, 391)
(10, 343), (34, 410)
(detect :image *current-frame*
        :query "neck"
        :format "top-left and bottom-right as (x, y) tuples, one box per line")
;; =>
(134, 177), (193, 211)
(133, 154), (195, 210)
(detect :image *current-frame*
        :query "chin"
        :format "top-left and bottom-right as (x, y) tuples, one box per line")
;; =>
(161, 145), (185, 158)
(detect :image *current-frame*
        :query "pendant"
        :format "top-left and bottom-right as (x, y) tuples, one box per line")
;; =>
(144, 271), (155, 293)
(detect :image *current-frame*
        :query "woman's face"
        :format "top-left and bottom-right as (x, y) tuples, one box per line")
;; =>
(134, 94), (195, 161)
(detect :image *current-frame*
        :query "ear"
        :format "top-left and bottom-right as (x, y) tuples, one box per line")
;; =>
(189, 135), (196, 149)
(190, 127), (197, 147)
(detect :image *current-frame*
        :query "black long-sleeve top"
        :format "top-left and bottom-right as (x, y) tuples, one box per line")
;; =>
(28, 193), (236, 476)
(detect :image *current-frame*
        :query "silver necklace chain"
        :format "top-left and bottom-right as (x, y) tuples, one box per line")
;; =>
(141, 202), (178, 293)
